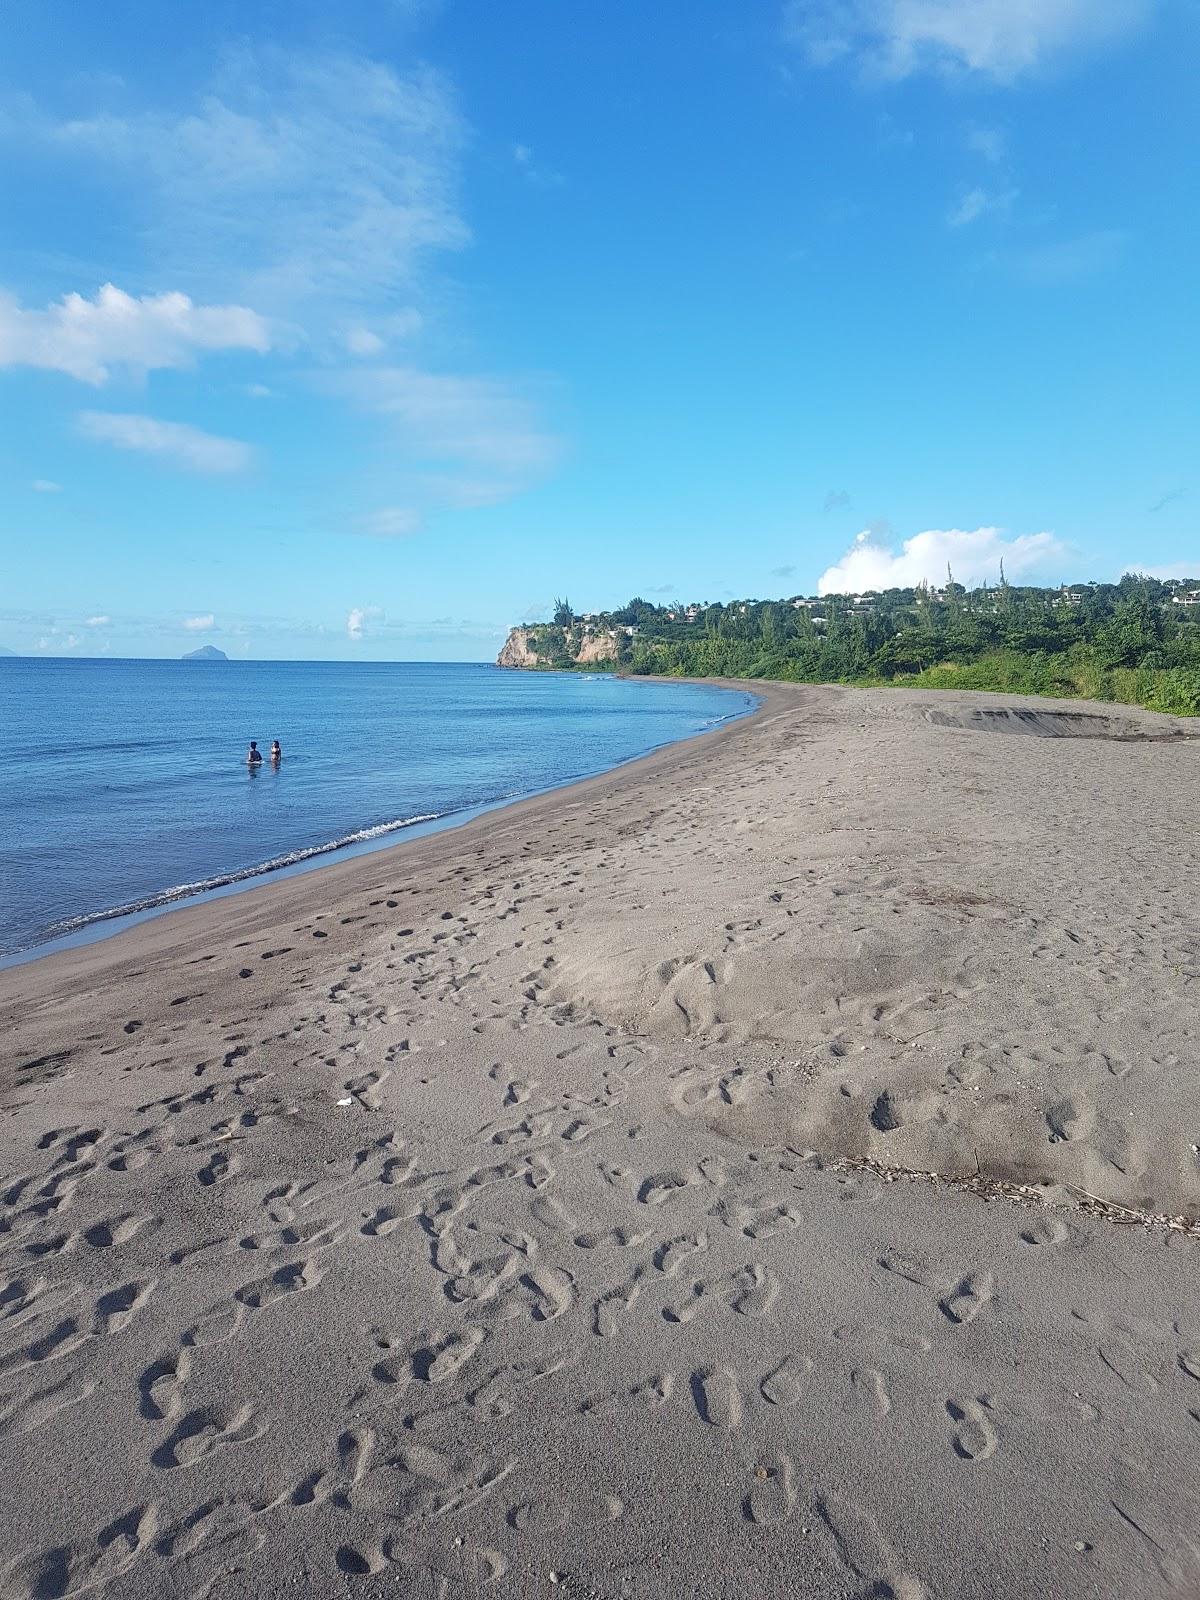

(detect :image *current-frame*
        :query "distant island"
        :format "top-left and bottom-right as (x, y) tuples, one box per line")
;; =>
(498, 576), (1200, 717)
(182, 644), (228, 661)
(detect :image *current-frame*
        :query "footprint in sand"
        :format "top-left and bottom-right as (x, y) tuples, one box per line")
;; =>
(152, 1402), (266, 1468)
(692, 1366), (742, 1429)
(850, 1367), (893, 1418)
(580, 1373), (674, 1415)
(362, 1201), (421, 1238)
(82, 1213), (158, 1250)
(637, 1171), (695, 1206)
(760, 1354), (813, 1408)
(946, 1396), (998, 1460)
(0, 1370), (97, 1436)
(593, 1271), (644, 1338)
(235, 1256), (326, 1309)
(663, 1281), (708, 1325)
(938, 1272), (995, 1326)
(519, 1266), (576, 1323)
(4, 1505), (159, 1598)
(710, 1198), (799, 1239)
(574, 1226), (649, 1251)
(182, 1297), (248, 1349)
(344, 1069), (391, 1110)
(877, 1251), (933, 1286)
(729, 1262), (779, 1318)
(745, 1451), (796, 1524)
(653, 1232), (708, 1279)
(1019, 1216), (1071, 1247)
(139, 1348), (192, 1421)
(374, 1326), (486, 1386)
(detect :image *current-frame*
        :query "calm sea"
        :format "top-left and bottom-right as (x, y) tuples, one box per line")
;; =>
(0, 659), (752, 960)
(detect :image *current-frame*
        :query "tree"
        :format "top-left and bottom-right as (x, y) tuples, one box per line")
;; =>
(552, 596), (574, 626)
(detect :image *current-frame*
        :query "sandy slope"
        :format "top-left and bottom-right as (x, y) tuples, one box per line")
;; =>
(1, 683), (1198, 1599)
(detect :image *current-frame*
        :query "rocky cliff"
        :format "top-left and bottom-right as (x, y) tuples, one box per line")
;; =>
(496, 626), (619, 669)
(496, 627), (542, 668)
(575, 632), (619, 664)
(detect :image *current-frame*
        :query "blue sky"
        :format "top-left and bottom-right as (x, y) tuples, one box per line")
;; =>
(2, 0), (1196, 660)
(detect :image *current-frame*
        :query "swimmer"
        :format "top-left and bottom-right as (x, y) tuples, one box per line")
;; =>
(247, 740), (263, 765)
(270, 739), (282, 763)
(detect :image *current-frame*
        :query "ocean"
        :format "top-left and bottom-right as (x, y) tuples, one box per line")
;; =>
(0, 658), (753, 960)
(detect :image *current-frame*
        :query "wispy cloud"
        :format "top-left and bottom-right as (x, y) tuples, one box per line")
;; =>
(947, 184), (1018, 228)
(1137, 561), (1199, 580)
(1010, 228), (1127, 283)
(23, 50), (468, 320)
(0, 283), (269, 384)
(340, 367), (560, 475)
(332, 365), (562, 518)
(31, 478), (62, 493)
(966, 124), (1006, 164)
(818, 525), (1065, 594)
(182, 613), (215, 632)
(786, 0), (1153, 82)
(78, 411), (252, 473)
(357, 506), (423, 538)
(822, 489), (852, 513)
(512, 142), (565, 188)
(85, 614), (111, 627)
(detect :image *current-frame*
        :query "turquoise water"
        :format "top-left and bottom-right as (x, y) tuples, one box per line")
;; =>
(0, 659), (752, 957)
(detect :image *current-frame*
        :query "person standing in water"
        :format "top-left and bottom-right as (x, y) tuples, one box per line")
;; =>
(247, 740), (263, 765)
(270, 740), (282, 764)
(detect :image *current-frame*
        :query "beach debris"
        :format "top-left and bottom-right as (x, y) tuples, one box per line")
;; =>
(824, 1154), (1200, 1237)
(336, 1096), (353, 1107)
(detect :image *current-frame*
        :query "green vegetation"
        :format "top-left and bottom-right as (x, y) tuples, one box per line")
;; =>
(523, 574), (1200, 716)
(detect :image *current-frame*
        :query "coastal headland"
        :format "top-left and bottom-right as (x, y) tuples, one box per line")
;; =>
(1, 683), (1198, 1597)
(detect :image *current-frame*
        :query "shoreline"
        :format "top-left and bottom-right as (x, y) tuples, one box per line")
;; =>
(7, 675), (1191, 989)
(0, 672), (760, 976)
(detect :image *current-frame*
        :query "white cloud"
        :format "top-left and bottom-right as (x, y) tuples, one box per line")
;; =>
(182, 614), (215, 632)
(511, 142), (564, 188)
(343, 309), (423, 358)
(78, 412), (252, 474)
(786, 0), (1152, 82)
(358, 506), (423, 538)
(245, 382), (274, 398)
(1010, 229), (1127, 283)
(345, 326), (386, 357)
(1137, 562), (1199, 581)
(85, 614), (111, 627)
(31, 478), (62, 492)
(966, 125), (1006, 163)
(947, 184), (1017, 227)
(347, 604), (384, 640)
(338, 366), (561, 478)
(413, 474), (526, 511)
(0, 283), (270, 384)
(28, 50), (467, 317)
(817, 525), (1065, 594)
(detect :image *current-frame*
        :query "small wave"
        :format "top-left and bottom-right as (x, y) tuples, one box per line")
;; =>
(42, 812), (445, 938)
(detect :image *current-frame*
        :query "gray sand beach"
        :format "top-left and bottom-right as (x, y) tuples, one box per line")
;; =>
(2, 684), (1198, 1599)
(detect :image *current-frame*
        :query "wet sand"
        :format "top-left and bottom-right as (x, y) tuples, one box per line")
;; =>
(1, 683), (1198, 1598)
